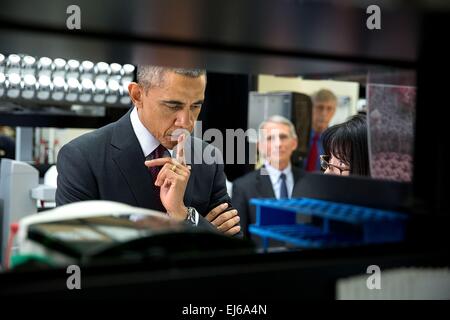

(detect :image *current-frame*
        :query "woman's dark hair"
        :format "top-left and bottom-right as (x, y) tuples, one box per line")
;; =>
(322, 114), (370, 176)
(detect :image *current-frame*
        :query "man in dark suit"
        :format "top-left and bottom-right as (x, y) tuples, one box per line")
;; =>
(56, 66), (240, 235)
(232, 115), (305, 240)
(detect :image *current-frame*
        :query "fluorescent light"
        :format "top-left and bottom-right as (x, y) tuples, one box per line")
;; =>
(79, 78), (94, 102)
(6, 54), (21, 74)
(67, 59), (80, 79)
(52, 76), (66, 101)
(8, 73), (21, 84)
(80, 60), (94, 80)
(21, 74), (37, 99)
(81, 78), (94, 89)
(67, 78), (80, 88)
(54, 58), (66, 69)
(120, 95), (131, 105)
(53, 76), (66, 88)
(53, 58), (67, 78)
(96, 62), (109, 73)
(122, 64), (135, 82)
(38, 57), (53, 77)
(120, 81), (131, 105)
(38, 75), (51, 86)
(108, 79), (120, 91)
(81, 60), (94, 71)
(7, 72), (21, 98)
(93, 79), (107, 103)
(66, 77), (80, 102)
(110, 63), (122, 75)
(23, 55), (36, 66)
(38, 57), (52, 68)
(95, 79), (107, 90)
(22, 55), (37, 76)
(67, 59), (80, 70)
(0, 54), (5, 74)
(0, 72), (5, 97)
(37, 75), (52, 100)
(123, 64), (135, 73)
(7, 54), (21, 65)
(95, 62), (110, 81)
(23, 74), (36, 85)
(106, 79), (120, 104)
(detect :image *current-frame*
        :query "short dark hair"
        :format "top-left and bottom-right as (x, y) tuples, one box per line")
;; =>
(137, 65), (206, 91)
(322, 114), (370, 176)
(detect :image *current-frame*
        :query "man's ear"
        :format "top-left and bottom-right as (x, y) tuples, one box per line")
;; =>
(291, 137), (298, 151)
(128, 82), (143, 108)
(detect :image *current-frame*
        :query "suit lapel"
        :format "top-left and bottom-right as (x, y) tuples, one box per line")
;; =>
(110, 110), (160, 209)
(256, 168), (276, 198)
(292, 166), (305, 198)
(292, 166), (300, 186)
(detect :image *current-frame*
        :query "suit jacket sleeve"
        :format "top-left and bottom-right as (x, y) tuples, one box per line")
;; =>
(202, 148), (242, 238)
(231, 179), (250, 239)
(56, 142), (98, 206)
(206, 162), (232, 212)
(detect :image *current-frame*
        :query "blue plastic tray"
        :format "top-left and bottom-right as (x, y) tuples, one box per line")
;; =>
(249, 198), (408, 249)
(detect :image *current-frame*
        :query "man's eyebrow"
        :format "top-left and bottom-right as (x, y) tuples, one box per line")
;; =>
(161, 100), (184, 105)
(160, 100), (204, 105)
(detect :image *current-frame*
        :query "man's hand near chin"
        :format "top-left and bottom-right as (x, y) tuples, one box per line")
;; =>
(206, 203), (241, 236)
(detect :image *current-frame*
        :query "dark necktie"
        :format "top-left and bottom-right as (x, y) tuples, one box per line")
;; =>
(306, 132), (320, 172)
(279, 173), (289, 199)
(146, 144), (171, 212)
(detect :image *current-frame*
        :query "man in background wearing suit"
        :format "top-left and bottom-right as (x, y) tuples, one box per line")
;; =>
(304, 89), (337, 172)
(56, 66), (240, 236)
(232, 115), (305, 240)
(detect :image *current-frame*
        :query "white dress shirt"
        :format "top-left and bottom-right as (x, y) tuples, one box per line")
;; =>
(129, 107), (198, 225)
(130, 107), (174, 157)
(264, 160), (294, 199)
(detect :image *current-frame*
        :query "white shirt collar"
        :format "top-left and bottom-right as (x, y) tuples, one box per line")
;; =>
(264, 160), (292, 185)
(130, 107), (173, 157)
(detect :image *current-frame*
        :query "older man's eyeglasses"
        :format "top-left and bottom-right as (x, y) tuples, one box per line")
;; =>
(320, 155), (350, 175)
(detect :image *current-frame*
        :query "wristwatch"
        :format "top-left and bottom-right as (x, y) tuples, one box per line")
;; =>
(185, 206), (197, 226)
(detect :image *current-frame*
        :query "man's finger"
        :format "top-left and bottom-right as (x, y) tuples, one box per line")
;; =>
(206, 203), (229, 222)
(146, 157), (188, 173)
(211, 209), (237, 226)
(176, 134), (186, 166)
(155, 166), (171, 187)
(224, 225), (241, 236)
(145, 158), (173, 168)
(156, 164), (189, 186)
(217, 215), (240, 233)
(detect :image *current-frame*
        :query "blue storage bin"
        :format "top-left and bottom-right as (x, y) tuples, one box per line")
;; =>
(249, 198), (408, 250)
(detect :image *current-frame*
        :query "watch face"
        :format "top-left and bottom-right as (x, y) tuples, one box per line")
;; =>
(186, 207), (196, 225)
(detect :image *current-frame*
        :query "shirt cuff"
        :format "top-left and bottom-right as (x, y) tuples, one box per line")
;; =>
(193, 208), (199, 226)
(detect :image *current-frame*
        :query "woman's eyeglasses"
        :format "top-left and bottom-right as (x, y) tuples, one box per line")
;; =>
(319, 155), (350, 175)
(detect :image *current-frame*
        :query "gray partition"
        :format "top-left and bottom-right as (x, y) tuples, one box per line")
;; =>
(0, 159), (38, 266)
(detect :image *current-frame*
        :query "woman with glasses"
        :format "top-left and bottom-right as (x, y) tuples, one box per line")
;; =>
(320, 114), (370, 176)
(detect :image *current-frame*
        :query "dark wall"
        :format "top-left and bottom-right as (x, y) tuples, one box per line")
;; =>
(199, 72), (257, 181)
(414, 11), (450, 216)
